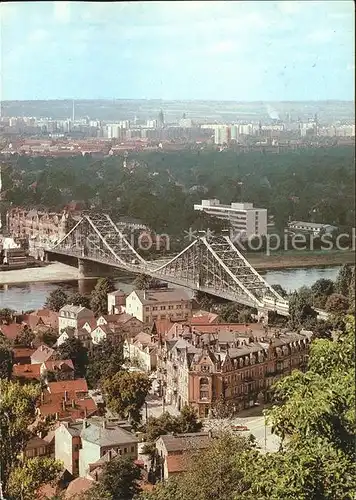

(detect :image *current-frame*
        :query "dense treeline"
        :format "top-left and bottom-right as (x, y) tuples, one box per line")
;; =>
(3, 146), (354, 235)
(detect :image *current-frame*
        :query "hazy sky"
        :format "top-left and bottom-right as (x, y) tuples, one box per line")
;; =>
(1, 1), (354, 101)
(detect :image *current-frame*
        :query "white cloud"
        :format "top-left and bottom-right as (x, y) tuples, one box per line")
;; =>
(53, 1), (71, 23)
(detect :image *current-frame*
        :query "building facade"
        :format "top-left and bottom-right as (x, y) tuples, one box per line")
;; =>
(78, 418), (138, 477)
(58, 305), (95, 334)
(159, 329), (313, 417)
(125, 288), (192, 325)
(194, 199), (268, 238)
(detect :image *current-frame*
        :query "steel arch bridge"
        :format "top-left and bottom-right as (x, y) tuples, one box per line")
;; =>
(48, 213), (290, 315)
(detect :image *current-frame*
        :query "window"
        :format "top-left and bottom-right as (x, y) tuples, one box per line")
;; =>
(131, 446), (135, 453)
(199, 377), (209, 400)
(176, 304), (182, 309)
(153, 306), (158, 311)
(124, 447), (128, 453)
(168, 305), (174, 310)
(145, 307), (150, 311)
(160, 306), (166, 310)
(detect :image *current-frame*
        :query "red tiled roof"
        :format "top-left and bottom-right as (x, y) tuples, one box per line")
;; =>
(166, 454), (187, 474)
(39, 399), (97, 419)
(48, 378), (88, 395)
(0, 323), (23, 340)
(65, 477), (94, 498)
(13, 347), (36, 362)
(191, 323), (265, 335)
(153, 319), (174, 335)
(44, 359), (74, 371)
(13, 363), (41, 380)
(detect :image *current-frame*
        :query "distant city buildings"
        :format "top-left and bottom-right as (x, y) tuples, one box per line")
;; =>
(194, 199), (268, 239)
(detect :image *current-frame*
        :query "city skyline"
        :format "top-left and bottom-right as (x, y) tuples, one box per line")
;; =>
(1, 1), (354, 101)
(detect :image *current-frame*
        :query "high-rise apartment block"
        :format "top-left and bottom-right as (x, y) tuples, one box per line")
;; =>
(194, 199), (267, 238)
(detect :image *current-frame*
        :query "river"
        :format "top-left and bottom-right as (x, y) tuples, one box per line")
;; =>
(0, 265), (341, 312)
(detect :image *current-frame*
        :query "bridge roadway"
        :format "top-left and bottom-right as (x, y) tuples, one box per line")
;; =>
(47, 247), (291, 316)
(46, 212), (327, 320)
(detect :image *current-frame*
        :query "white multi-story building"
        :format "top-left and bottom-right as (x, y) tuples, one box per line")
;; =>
(125, 288), (192, 325)
(214, 126), (230, 145)
(194, 199), (267, 239)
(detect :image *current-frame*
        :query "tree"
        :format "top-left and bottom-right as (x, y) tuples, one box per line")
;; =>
(86, 338), (124, 388)
(95, 456), (142, 499)
(14, 325), (35, 347)
(335, 264), (354, 297)
(68, 292), (91, 309)
(7, 456), (62, 500)
(142, 433), (251, 500)
(310, 278), (334, 308)
(37, 327), (58, 347)
(90, 278), (116, 316)
(266, 316), (355, 451)
(0, 308), (15, 324)
(325, 293), (349, 315)
(0, 380), (40, 492)
(288, 290), (317, 329)
(177, 405), (202, 433)
(55, 337), (88, 378)
(103, 371), (151, 423)
(219, 303), (240, 323)
(271, 284), (288, 299)
(244, 439), (356, 500)
(0, 342), (13, 379)
(45, 288), (68, 312)
(134, 274), (161, 290)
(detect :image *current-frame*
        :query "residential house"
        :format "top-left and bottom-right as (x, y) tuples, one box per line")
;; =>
(191, 311), (220, 325)
(64, 477), (94, 499)
(155, 432), (213, 480)
(159, 329), (313, 417)
(13, 363), (42, 381)
(37, 379), (97, 421)
(13, 347), (35, 364)
(31, 344), (55, 365)
(107, 290), (126, 315)
(40, 359), (75, 381)
(126, 288), (192, 325)
(78, 417), (139, 477)
(23, 437), (50, 459)
(96, 313), (143, 340)
(0, 323), (23, 342)
(58, 305), (95, 334)
(55, 421), (83, 476)
(22, 308), (59, 333)
(90, 324), (122, 345)
(124, 332), (157, 372)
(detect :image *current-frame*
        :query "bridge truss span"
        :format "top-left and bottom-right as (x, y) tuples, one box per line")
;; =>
(49, 213), (290, 313)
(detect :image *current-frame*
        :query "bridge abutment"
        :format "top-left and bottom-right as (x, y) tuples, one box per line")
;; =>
(78, 258), (101, 279)
(257, 309), (269, 324)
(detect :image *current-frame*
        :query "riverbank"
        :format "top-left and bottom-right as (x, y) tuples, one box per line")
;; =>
(246, 250), (355, 271)
(0, 262), (79, 285)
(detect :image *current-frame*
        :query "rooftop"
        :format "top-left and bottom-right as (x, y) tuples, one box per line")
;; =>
(134, 288), (191, 305)
(158, 432), (212, 453)
(81, 419), (139, 447)
(13, 363), (41, 380)
(47, 378), (88, 395)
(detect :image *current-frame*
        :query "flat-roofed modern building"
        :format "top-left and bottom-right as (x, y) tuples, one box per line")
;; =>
(194, 199), (267, 238)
